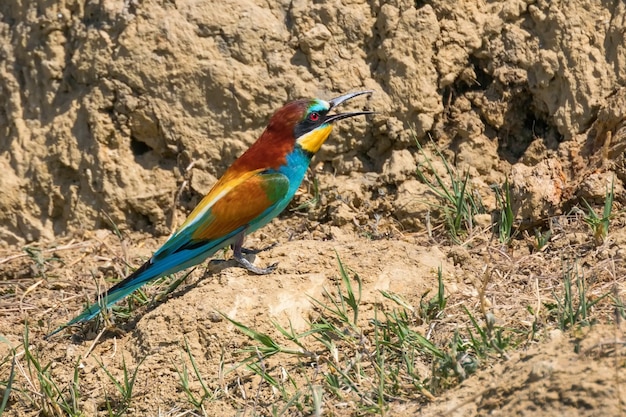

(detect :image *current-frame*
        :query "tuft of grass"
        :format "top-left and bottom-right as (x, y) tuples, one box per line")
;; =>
(533, 228), (552, 251)
(223, 316), (310, 361)
(310, 252), (362, 331)
(492, 179), (516, 246)
(97, 354), (145, 416)
(582, 178), (615, 245)
(463, 307), (511, 360)
(17, 323), (84, 416)
(221, 312), (317, 414)
(370, 302), (440, 398)
(426, 306), (513, 391)
(547, 261), (612, 330)
(415, 140), (484, 242)
(417, 266), (447, 321)
(173, 336), (216, 411)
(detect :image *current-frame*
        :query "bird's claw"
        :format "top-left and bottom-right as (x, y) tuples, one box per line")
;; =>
(234, 255), (278, 275)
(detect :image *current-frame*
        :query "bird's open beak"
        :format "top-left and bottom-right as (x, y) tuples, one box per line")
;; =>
(297, 90), (374, 154)
(325, 90), (375, 123)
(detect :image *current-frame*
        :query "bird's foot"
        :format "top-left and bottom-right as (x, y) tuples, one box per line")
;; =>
(231, 232), (277, 274)
(234, 254), (278, 275)
(239, 242), (278, 255)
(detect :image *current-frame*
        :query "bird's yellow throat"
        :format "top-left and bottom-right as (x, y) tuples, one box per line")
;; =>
(297, 124), (333, 154)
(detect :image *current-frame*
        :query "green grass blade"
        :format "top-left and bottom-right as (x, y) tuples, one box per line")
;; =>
(0, 355), (16, 413)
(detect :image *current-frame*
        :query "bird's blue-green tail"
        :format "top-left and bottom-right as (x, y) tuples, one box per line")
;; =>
(45, 233), (236, 338)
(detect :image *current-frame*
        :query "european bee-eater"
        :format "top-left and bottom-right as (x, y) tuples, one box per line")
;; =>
(47, 90), (373, 337)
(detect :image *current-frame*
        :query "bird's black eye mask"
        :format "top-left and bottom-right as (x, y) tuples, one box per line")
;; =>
(294, 110), (328, 139)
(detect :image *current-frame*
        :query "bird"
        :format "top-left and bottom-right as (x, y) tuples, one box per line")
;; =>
(47, 90), (374, 337)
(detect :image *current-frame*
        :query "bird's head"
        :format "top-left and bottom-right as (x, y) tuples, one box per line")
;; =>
(232, 91), (373, 172)
(292, 90), (374, 154)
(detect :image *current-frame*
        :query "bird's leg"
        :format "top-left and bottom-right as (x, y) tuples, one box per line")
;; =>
(232, 232), (278, 275)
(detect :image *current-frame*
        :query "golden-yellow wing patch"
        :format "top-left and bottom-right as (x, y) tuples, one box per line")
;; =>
(190, 172), (289, 241)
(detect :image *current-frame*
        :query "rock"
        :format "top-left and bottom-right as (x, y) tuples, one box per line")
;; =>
(382, 149), (416, 183)
(510, 159), (566, 224)
(393, 179), (434, 230)
(577, 172), (623, 203)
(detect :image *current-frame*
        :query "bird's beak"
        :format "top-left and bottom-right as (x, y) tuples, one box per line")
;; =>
(325, 90), (375, 123)
(297, 90), (374, 154)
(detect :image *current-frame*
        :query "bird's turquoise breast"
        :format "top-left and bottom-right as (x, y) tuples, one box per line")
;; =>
(280, 147), (311, 197)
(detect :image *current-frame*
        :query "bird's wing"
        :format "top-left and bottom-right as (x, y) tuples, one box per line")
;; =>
(153, 170), (290, 260)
